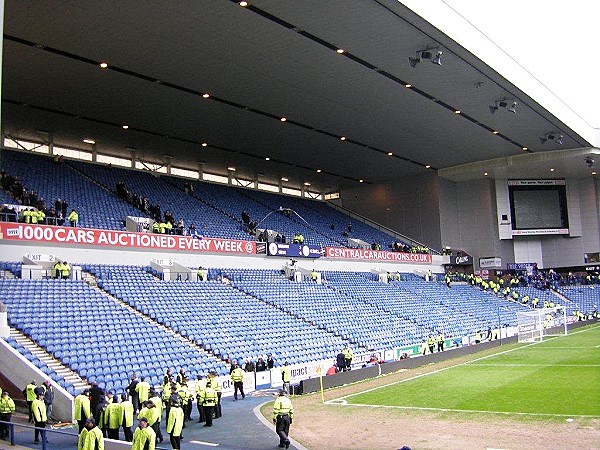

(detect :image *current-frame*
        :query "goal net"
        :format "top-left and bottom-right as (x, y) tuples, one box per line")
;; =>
(517, 306), (568, 343)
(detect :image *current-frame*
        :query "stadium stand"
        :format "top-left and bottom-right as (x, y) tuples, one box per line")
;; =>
(0, 277), (226, 392)
(1, 150), (145, 230)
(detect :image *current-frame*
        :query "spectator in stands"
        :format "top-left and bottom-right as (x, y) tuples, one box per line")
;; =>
(176, 219), (185, 235)
(164, 210), (175, 226)
(241, 210), (250, 224)
(0, 390), (16, 440)
(267, 354), (275, 370)
(244, 358), (255, 372)
(0, 204), (17, 222)
(474, 331), (482, 344)
(256, 357), (267, 372)
(67, 208), (79, 227)
(347, 223), (352, 233)
(326, 363), (338, 376)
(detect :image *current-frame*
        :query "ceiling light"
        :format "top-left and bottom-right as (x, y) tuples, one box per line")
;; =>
(281, 177), (288, 182)
(83, 139), (96, 144)
(359, 179), (364, 183)
(340, 136), (346, 141)
(454, 110), (461, 114)
(99, 62), (108, 69)
(280, 117), (287, 122)
(316, 169), (322, 173)
(592, 171), (597, 175)
(522, 147), (528, 151)
(304, 182), (311, 186)
(202, 93), (210, 99)
(239, 1), (248, 6)
(484, 172), (488, 176)
(201, 142), (208, 147)
(336, 49), (345, 54)
(425, 165), (431, 169)
(550, 168), (555, 172)
(122, 125), (129, 130)
(227, 166), (236, 171)
(507, 101), (518, 113)
(493, 130), (499, 135)
(405, 84), (412, 88)
(387, 152), (393, 156)
(265, 157), (270, 161)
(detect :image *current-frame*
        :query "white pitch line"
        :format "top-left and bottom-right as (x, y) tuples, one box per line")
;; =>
(189, 440), (219, 447)
(326, 326), (599, 404)
(340, 403), (600, 418)
(469, 363), (600, 367)
(326, 342), (538, 403)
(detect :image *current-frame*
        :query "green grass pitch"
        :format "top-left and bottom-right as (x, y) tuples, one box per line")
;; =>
(345, 324), (600, 417)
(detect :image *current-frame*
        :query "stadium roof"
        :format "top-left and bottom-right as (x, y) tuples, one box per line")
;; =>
(2, 0), (597, 193)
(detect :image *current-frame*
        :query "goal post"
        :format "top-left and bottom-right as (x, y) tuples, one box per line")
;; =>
(517, 306), (568, 343)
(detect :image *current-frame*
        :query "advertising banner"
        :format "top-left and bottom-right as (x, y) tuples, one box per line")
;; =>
(267, 242), (322, 258)
(325, 247), (432, 263)
(0, 223), (256, 255)
(479, 257), (502, 269)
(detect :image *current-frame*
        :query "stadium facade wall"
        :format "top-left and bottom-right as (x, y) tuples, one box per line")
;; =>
(438, 176), (599, 270)
(0, 241), (444, 274)
(339, 171), (442, 249)
(0, 338), (73, 421)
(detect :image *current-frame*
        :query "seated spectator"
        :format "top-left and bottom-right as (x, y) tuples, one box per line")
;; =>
(255, 357), (267, 372)
(176, 219), (185, 235)
(241, 210), (250, 224)
(326, 364), (338, 376)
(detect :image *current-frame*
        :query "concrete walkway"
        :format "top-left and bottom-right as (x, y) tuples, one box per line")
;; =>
(2, 392), (308, 450)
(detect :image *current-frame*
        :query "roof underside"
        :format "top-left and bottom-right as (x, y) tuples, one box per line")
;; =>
(1, 0), (593, 191)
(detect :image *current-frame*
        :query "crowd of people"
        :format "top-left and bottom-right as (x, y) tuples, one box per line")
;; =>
(0, 171), (79, 226)
(6, 365), (295, 449)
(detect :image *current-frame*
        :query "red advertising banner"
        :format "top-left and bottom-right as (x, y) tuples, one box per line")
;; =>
(0, 223), (256, 255)
(325, 247), (432, 263)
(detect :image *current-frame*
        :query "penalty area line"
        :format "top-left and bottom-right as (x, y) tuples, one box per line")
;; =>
(330, 403), (600, 418)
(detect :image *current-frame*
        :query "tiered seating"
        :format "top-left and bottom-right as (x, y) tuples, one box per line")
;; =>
(0, 261), (22, 278)
(0, 278), (224, 391)
(558, 285), (600, 315)
(72, 162), (247, 240)
(2, 149), (428, 251)
(230, 270), (419, 350)
(3, 336), (78, 394)
(87, 264), (352, 365)
(513, 286), (563, 307)
(323, 272), (520, 338)
(1, 151), (144, 229)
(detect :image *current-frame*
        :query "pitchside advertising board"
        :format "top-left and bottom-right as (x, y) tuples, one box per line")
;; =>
(267, 242), (322, 258)
(0, 223), (256, 255)
(325, 247), (432, 263)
